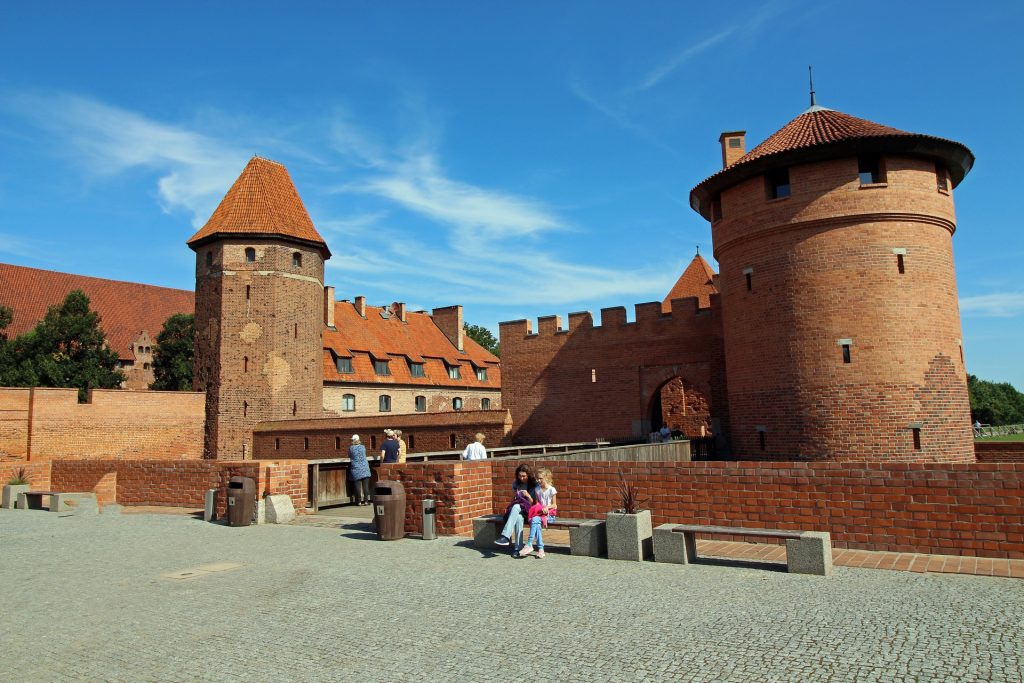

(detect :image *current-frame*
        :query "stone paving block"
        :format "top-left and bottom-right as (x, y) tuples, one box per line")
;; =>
(653, 524), (688, 564)
(606, 510), (653, 561)
(472, 515), (500, 547)
(265, 495), (295, 524)
(786, 531), (833, 576)
(569, 520), (606, 557)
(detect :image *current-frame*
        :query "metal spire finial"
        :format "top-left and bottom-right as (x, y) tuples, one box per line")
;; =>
(695, 245), (700, 256)
(808, 65), (817, 107)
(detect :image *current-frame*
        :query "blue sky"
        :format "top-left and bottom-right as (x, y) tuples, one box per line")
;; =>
(1, 1), (1021, 387)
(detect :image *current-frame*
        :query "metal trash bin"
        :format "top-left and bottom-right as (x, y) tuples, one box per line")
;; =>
(422, 498), (437, 540)
(226, 476), (256, 527)
(373, 480), (406, 540)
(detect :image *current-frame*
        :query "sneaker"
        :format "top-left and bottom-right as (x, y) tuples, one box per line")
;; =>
(494, 536), (510, 547)
(518, 547), (533, 557)
(536, 549), (545, 559)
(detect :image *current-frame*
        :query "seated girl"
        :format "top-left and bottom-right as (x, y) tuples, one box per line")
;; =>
(520, 467), (557, 558)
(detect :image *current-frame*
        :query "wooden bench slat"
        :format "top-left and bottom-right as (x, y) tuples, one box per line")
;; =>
(479, 515), (589, 528)
(671, 524), (803, 539)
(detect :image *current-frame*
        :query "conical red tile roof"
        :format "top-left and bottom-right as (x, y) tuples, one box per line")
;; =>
(690, 106), (974, 220)
(662, 253), (718, 312)
(187, 156), (329, 256)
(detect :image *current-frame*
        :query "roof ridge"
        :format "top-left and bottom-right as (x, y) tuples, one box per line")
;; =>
(0, 261), (192, 294)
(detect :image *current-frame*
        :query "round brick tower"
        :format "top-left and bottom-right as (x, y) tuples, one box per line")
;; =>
(188, 156), (330, 459)
(690, 105), (974, 461)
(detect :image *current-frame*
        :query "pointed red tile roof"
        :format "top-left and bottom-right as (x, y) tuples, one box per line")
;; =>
(187, 156), (330, 256)
(690, 106), (974, 220)
(662, 253), (718, 312)
(0, 263), (193, 362)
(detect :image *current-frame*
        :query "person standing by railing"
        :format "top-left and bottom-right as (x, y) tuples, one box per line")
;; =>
(461, 433), (488, 460)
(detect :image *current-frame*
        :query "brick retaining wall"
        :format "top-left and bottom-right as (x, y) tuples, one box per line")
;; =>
(975, 441), (1024, 463)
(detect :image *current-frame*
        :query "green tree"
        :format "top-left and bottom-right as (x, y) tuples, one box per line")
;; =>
(5, 290), (124, 401)
(968, 374), (1024, 425)
(150, 313), (195, 391)
(464, 323), (499, 357)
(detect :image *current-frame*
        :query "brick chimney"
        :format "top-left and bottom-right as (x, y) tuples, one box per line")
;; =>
(432, 305), (464, 351)
(392, 302), (407, 323)
(354, 295), (366, 318)
(719, 131), (746, 168)
(323, 286), (336, 328)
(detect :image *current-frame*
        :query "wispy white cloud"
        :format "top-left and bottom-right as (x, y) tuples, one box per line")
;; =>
(638, 28), (736, 91)
(1, 92), (249, 227)
(0, 231), (48, 259)
(960, 292), (1024, 317)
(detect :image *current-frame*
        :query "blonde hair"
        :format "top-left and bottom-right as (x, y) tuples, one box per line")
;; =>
(536, 467), (554, 488)
(475, 432), (486, 442)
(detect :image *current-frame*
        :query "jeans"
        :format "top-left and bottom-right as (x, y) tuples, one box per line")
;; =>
(500, 504), (525, 548)
(351, 477), (371, 504)
(528, 515), (556, 549)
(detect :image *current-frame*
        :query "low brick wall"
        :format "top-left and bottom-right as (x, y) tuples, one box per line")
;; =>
(252, 410), (513, 460)
(975, 441), (1024, 463)
(0, 461), (52, 491)
(478, 459), (1024, 559)
(373, 460), (494, 536)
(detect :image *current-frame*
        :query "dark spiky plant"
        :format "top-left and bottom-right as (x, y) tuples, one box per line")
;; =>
(615, 468), (649, 514)
(6, 467), (29, 486)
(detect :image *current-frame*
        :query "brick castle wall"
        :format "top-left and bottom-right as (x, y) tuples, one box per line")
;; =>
(374, 460), (495, 536)
(0, 387), (204, 461)
(322, 384), (500, 417)
(252, 409), (513, 459)
(713, 155), (972, 461)
(0, 461), (52, 490)
(193, 239), (326, 459)
(975, 441), (1024, 463)
(499, 298), (728, 447)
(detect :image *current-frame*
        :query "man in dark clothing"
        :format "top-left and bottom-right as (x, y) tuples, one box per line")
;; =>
(381, 430), (401, 464)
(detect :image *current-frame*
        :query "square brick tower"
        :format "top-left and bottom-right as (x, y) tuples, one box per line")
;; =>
(187, 157), (331, 459)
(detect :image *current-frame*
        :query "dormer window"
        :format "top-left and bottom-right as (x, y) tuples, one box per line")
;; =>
(409, 361), (425, 378)
(447, 364), (461, 380)
(765, 168), (790, 199)
(475, 367), (488, 381)
(336, 356), (353, 374)
(373, 359), (390, 376)
(858, 156), (885, 185)
(245, 247), (256, 262)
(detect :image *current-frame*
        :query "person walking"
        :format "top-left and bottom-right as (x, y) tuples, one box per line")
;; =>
(348, 434), (372, 506)
(461, 432), (487, 460)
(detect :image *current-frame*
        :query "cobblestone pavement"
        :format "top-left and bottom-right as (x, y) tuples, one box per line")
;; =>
(2, 510), (1022, 682)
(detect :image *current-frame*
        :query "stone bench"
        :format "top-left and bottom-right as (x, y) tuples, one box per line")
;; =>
(18, 491), (99, 515)
(472, 514), (606, 558)
(653, 524), (832, 576)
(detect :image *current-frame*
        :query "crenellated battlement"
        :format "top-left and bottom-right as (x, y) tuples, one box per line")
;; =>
(499, 294), (719, 342)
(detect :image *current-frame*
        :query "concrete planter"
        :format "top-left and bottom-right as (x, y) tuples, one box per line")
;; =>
(2, 484), (30, 509)
(606, 509), (653, 561)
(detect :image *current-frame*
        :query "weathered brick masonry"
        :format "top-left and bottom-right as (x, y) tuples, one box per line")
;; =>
(500, 300), (728, 447)
(975, 442), (1024, 463)
(0, 387), (204, 461)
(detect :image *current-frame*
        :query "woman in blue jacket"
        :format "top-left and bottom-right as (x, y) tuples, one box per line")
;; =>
(348, 434), (372, 505)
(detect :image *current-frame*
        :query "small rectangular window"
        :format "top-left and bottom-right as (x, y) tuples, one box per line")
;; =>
(453, 397), (463, 411)
(743, 267), (753, 292)
(766, 168), (790, 199)
(414, 396), (426, 412)
(842, 344), (851, 364)
(728, 137), (742, 148)
(475, 367), (488, 381)
(246, 285), (250, 300)
(335, 436), (341, 450)
(858, 156), (884, 185)
(379, 395), (391, 412)
(275, 438), (280, 451)
(292, 252), (302, 267)
(936, 164), (948, 192)
(912, 427), (922, 451)
(758, 431), (766, 451)
(482, 398), (491, 410)
(447, 364), (461, 380)
(303, 437), (309, 451)
(710, 195), (723, 222)
(896, 254), (905, 274)
(374, 360), (390, 376)
(206, 252), (213, 267)
(409, 362), (425, 378)
(342, 394), (355, 412)
(336, 356), (353, 374)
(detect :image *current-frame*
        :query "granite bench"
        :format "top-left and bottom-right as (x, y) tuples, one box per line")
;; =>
(472, 514), (606, 558)
(18, 491), (99, 515)
(653, 524), (832, 576)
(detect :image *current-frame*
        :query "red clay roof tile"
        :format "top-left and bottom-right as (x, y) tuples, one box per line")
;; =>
(187, 156), (329, 255)
(662, 253), (718, 312)
(0, 263), (193, 362)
